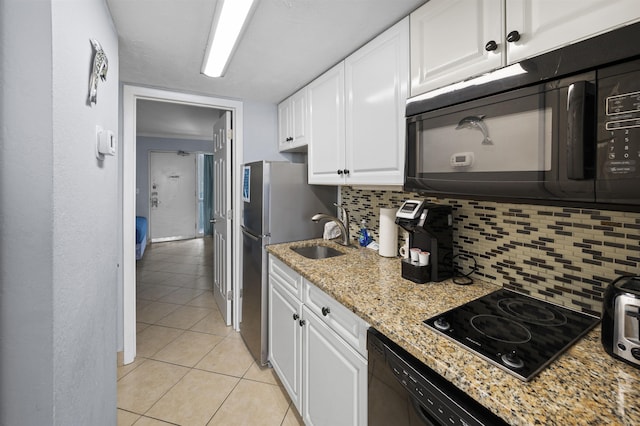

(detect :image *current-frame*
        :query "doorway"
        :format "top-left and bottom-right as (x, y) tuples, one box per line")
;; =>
(122, 85), (244, 365)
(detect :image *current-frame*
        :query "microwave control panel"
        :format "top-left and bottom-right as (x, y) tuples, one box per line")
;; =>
(597, 60), (640, 204)
(599, 79), (640, 179)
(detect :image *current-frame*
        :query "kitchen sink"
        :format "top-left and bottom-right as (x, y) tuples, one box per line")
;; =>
(290, 245), (345, 260)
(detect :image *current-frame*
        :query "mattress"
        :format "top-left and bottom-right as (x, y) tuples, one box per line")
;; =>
(136, 216), (147, 259)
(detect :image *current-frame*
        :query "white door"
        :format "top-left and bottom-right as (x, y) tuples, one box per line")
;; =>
(213, 112), (233, 325)
(149, 151), (197, 242)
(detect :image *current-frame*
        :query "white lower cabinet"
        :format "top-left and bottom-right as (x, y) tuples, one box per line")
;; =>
(302, 305), (367, 426)
(268, 256), (368, 426)
(269, 274), (303, 411)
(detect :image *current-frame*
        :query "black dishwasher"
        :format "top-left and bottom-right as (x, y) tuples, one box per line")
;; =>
(367, 328), (507, 426)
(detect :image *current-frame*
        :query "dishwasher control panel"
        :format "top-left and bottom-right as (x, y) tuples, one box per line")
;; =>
(367, 328), (508, 426)
(386, 347), (481, 426)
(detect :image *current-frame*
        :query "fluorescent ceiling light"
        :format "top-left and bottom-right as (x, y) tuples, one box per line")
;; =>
(202, 0), (256, 78)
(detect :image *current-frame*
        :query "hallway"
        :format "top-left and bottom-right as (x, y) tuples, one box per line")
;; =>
(117, 238), (303, 425)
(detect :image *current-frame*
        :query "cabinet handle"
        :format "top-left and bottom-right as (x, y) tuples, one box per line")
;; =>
(299, 319), (306, 327)
(321, 306), (331, 316)
(506, 30), (521, 43)
(344, 169), (350, 176)
(484, 40), (498, 52)
(293, 313), (299, 321)
(337, 169), (344, 175)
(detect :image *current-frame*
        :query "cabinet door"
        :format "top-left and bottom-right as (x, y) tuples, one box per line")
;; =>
(269, 279), (303, 412)
(506, 0), (640, 64)
(290, 88), (307, 150)
(278, 98), (291, 151)
(345, 17), (409, 186)
(303, 280), (368, 358)
(410, 0), (503, 96)
(307, 62), (346, 185)
(302, 307), (367, 426)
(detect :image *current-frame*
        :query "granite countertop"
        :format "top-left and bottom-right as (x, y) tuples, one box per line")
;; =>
(266, 238), (640, 426)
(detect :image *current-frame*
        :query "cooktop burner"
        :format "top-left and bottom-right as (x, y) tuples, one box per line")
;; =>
(424, 289), (599, 381)
(497, 297), (568, 326)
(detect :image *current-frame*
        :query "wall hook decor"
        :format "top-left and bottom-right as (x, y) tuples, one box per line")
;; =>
(88, 38), (108, 106)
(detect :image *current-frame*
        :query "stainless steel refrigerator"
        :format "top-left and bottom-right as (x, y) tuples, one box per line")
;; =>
(240, 161), (335, 365)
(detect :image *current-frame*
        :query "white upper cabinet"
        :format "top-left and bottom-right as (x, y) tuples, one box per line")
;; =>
(277, 100), (291, 151)
(506, 0), (640, 64)
(345, 16), (409, 186)
(307, 62), (346, 185)
(309, 17), (409, 186)
(278, 87), (308, 152)
(410, 0), (640, 97)
(410, 0), (503, 97)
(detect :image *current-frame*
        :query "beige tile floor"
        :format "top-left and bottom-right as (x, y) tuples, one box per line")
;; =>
(118, 237), (304, 426)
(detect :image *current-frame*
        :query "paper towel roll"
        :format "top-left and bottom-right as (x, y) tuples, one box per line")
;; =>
(378, 207), (398, 257)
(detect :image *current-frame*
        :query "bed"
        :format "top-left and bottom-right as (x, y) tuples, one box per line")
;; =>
(136, 216), (148, 260)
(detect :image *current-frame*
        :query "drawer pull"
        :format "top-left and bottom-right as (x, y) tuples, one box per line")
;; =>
(321, 306), (331, 316)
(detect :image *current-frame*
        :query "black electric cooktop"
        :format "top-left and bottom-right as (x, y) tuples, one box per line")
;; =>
(424, 289), (600, 381)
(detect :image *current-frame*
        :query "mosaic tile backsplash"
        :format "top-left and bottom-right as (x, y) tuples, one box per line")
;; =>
(341, 187), (640, 316)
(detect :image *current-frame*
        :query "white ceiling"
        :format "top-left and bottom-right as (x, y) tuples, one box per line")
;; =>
(110, 0), (426, 140)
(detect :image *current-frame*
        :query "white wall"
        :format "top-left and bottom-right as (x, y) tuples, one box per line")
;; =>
(0, 0), (119, 424)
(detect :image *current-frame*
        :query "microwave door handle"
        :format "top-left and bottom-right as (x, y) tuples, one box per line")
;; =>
(566, 81), (594, 180)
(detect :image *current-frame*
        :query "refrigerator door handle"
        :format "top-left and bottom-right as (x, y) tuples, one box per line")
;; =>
(241, 226), (268, 241)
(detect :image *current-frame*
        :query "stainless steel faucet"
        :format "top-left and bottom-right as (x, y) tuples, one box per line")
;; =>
(311, 203), (350, 246)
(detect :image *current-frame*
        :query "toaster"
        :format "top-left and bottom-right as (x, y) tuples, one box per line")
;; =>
(601, 275), (640, 369)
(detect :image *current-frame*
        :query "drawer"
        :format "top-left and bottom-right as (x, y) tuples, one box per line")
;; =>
(303, 280), (369, 358)
(269, 256), (303, 300)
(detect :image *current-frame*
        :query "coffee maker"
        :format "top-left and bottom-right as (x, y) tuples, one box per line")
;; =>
(396, 200), (453, 283)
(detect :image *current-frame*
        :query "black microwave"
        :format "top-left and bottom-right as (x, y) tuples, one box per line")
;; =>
(405, 23), (640, 210)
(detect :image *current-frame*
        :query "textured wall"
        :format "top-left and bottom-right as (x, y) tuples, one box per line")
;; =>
(1, 0), (119, 424)
(51, 0), (119, 424)
(342, 187), (640, 316)
(0, 1), (55, 424)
